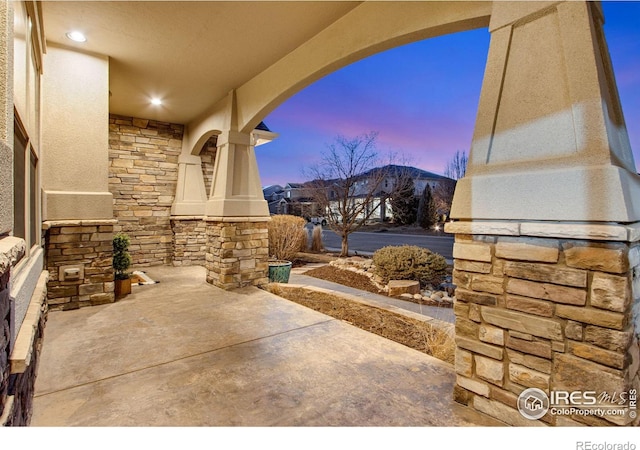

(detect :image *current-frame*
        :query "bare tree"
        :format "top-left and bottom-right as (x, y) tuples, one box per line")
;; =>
(444, 150), (468, 180)
(435, 150), (468, 219)
(305, 132), (389, 256)
(433, 178), (457, 219)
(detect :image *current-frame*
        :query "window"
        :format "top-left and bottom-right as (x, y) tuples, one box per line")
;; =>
(13, 124), (27, 240)
(12, 1), (43, 256)
(13, 118), (38, 252)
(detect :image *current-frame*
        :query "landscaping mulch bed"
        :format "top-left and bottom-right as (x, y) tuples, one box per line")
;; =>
(303, 264), (383, 294)
(266, 285), (455, 364)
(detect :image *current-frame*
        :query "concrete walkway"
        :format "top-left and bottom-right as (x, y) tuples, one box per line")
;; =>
(289, 265), (455, 324)
(31, 265), (502, 427)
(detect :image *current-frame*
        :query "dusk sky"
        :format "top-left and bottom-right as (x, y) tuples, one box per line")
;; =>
(256, 1), (640, 188)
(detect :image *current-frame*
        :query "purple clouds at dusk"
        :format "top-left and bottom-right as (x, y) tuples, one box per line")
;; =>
(257, 2), (640, 188)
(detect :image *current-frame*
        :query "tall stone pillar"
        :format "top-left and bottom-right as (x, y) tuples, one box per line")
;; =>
(205, 130), (270, 289)
(447, 1), (640, 426)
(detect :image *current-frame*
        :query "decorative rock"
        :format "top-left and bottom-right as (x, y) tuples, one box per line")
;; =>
(400, 293), (414, 300)
(413, 293), (422, 300)
(388, 280), (420, 297)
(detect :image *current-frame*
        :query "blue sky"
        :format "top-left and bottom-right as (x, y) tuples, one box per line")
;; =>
(256, 1), (640, 188)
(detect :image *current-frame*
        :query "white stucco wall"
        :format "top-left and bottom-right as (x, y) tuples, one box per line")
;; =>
(41, 44), (113, 220)
(0, 0), (13, 235)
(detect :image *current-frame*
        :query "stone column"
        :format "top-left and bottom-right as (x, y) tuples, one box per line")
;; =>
(447, 1), (640, 426)
(204, 130), (270, 289)
(43, 220), (116, 311)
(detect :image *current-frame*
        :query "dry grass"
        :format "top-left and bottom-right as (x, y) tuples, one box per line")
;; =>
(266, 284), (455, 364)
(310, 225), (324, 252)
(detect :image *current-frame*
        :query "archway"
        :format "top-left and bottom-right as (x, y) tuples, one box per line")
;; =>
(176, 1), (639, 426)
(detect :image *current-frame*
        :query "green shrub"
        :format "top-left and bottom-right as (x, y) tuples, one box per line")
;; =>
(113, 233), (132, 280)
(372, 245), (447, 287)
(267, 215), (307, 261)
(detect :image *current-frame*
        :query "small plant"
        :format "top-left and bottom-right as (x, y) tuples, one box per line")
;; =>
(113, 233), (132, 280)
(372, 245), (447, 287)
(267, 215), (307, 261)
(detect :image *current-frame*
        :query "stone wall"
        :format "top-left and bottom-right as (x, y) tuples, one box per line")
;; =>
(171, 217), (207, 266)
(201, 138), (217, 196)
(0, 237), (47, 427)
(109, 115), (183, 265)
(205, 220), (269, 289)
(44, 221), (115, 311)
(4, 274), (47, 426)
(0, 270), (9, 421)
(450, 232), (640, 426)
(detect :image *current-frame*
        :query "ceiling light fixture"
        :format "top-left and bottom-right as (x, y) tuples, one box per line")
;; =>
(151, 98), (162, 106)
(65, 31), (87, 43)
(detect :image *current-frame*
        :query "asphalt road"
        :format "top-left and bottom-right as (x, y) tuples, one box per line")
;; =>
(318, 229), (454, 260)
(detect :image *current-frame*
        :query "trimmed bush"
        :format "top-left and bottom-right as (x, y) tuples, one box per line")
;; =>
(113, 233), (132, 280)
(373, 245), (447, 287)
(267, 215), (307, 261)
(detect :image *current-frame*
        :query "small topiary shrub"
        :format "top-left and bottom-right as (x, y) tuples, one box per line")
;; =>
(372, 245), (447, 287)
(113, 233), (132, 280)
(267, 215), (307, 261)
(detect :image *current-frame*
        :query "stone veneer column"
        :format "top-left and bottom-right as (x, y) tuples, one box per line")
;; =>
(202, 123), (271, 289)
(448, 1), (640, 426)
(446, 222), (640, 426)
(205, 219), (269, 289)
(43, 220), (116, 311)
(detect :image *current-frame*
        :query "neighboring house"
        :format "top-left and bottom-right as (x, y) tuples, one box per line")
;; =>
(283, 183), (307, 201)
(328, 165), (454, 221)
(358, 165), (452, 197)
(262, 185), (288, 215)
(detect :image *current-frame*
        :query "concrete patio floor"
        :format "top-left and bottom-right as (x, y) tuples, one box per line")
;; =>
(31, 265), (503, 427)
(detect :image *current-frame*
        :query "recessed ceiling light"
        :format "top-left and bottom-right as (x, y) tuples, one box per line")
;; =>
(66, 31), (87, 43)
(151, 98), (162, 106)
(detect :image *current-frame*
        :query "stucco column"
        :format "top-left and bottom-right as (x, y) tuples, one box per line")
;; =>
(41, 44), (113, 221)
(205, 130), (269, 218)
(171, 153), (207, 216)
(447, 1), (639, 426)
(451, 1), (640, 222)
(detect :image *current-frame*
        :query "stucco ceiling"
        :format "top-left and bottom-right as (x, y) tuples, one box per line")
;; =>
(41, 1), (361, 125)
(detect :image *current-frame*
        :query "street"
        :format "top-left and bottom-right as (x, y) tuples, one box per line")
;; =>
(319, 229), (454, 260)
